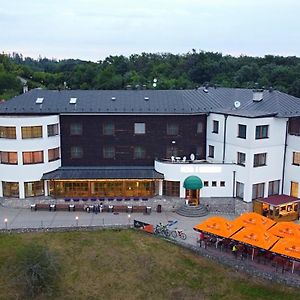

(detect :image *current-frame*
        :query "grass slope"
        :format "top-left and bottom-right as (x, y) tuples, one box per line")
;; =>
(0, 229), (299, 300)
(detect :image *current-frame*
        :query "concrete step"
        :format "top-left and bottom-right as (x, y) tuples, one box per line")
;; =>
(176, 204), (208, 217)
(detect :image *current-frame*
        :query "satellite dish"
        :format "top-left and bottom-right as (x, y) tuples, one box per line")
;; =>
(190, 153), (195, 161)
(234, 101), (241, 109)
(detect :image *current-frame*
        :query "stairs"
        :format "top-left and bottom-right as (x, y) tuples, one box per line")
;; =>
(176, 204), (209, 217)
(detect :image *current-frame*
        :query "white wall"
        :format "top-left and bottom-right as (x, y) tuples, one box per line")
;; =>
(284, 134), (300, 197)
(0, 115), (61, 198)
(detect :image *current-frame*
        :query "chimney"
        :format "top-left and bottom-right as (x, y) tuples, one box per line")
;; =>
(23, 84), (28, 93)
(253, 89), (264, 102)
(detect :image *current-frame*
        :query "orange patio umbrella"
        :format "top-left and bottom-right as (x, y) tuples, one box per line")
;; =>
(270, 238), (300, 261)
(267, 222), (300, 239)
(233, 212), (275, 230)
(193, 216), (242, 238)
(230, 226), (279, 250)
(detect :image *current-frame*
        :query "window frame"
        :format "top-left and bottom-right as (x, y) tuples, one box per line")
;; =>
(208, 145), (214, 158)
(255, 125), (269, 139)
(48, 147), (60, 162)
(134, 146), (146, 159)
(47, 124), (59, 137)
(253, 153), (267, 167)
(22, 151), (44, 164)
(70, 123), (83, 136)
(292, 152), (300, 166)
(134, 123), (146, 135)
(103, 145), (115, 159)
(103, 123), (115, 136)
(212, 120), (219, 134)
(252, 182), (265, 200)
(237, 124), (247, 139)
(166, 123), (179, 136)
(268, 180), (280, 196)
(0, 151), (18, 165)
(21, 126), (42, 139)
(0, 126), (16, 139)
(236, 182), (244, 199)
(70, 146), (83, 159)
(237, 152), (246, 166)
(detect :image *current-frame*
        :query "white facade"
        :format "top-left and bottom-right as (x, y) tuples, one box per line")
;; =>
(0, 115), (61, 198)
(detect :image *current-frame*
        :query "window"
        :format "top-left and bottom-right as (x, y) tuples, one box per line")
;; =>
(103, 123), (115, 135)
(134, 123), (145, 135)
(255, 125), (269, 139)
(48, 147), (60, 162)
(167, 124), (179, 135)
(237, 152), (246, 166)
(163, 181), (180, 197)
(293, 152), (300, 166)
(71, 146), (83, 159)
(238, 124), (247, 139)
(25, 181), (44, 197)
(2, 182), (19, 197)
(291, 181), (299, 198)
(103, 146), (115, 159)
(252, 182), (265, 199)
(196, 146), (203, 158)
(0, 126), (16, 139)
(134, 146), (146, 159)
(220, 181), (225, 187)
(253, 153), (267, 167)
(236, 182), (244, 199)
(47, 124), (59, 137)
(22, 151), (43, 164)
(268, 180), (280, 196)
(204, 181), (209, 187)
(166, 146), (178, 158)
(197, 122), (203, 134)
(0, 152), (18, 164)
(212, 181), (217, 187)
(21, 126), (42, 139)
(70, 123), (82, 136)
(212, 120), (219, 133)
(208, 145), (214, 158)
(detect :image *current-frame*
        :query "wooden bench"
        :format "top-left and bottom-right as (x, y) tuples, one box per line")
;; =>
(56, 204), (69, 211)
(75, 204), (85, 211)
(113, 205), (128, 213)
(36, 203), (50, 211)
(132, 206), (147, 213)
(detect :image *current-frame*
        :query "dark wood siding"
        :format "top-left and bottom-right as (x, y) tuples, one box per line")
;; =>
(289, 117), (300, 136)
(60, 115), (207, 166)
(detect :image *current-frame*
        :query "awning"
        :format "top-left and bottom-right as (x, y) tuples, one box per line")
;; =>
(267, 222), (300, 239)
(233, 212), (275, 230)
(255, 195), (300, 206)
(230, 227), (279, 250)
(193, 216), (242, 238)
(183, 175), (203, 190)
(270, 238), (300, 260)
(42, 166), (164, 180)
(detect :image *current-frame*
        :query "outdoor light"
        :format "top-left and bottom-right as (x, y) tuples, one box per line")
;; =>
(75, 216), (79, 226)
(127, 214), (131, 225)
(4, 218), (8, 230)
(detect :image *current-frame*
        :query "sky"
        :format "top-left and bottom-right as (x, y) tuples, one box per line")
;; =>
(0, 0), (300, 61)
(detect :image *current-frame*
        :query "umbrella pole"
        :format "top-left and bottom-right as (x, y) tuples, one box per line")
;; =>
(251, 248), (254, 261)
(292, 261), (295, 274)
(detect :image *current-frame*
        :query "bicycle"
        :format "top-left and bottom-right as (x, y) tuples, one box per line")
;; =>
(154, 224), (170, 237)
(170, 229), (187, 240)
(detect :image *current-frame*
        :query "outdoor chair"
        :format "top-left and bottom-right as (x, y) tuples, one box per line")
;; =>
(124, 198), (131, 201)
(142, 198), (148, 201)
(73, 198), (80, 202)
(64, 198), (71, 202)
(91, 198), (97, 201)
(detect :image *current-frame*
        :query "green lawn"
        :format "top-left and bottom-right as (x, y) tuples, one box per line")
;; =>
(0, 229), (298, 300)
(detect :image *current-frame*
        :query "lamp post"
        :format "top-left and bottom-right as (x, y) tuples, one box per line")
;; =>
(75, 216), (79, 227)
(4, 218), (8, 230)
(128, 214), (131, 226)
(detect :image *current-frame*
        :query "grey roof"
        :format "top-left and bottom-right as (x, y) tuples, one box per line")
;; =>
(42, 166), (164, 180)
(1, 87), (300, 118)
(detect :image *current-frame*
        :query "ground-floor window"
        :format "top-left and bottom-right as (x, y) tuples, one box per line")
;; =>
(236, 182), (244, 199)
(2, 181), (19, 197)
(163, 180), (180, 197)
(25, 181), (44, 197)
(268, 180), (280, 196)
(252, 182), (265, 200)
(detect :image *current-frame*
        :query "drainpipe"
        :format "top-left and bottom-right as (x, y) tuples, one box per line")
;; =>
(232, 171), (236, 197)
(222, 115), (228, 163)
(281, 120), (289, 194)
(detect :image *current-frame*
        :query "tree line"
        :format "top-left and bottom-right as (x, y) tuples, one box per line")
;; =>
(1, 50), (300, 100)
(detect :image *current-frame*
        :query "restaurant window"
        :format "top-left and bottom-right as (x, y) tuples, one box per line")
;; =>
(71, 146), (83, 159)
(0, 151), (18, 165)
(70, 123), (82, 136)
(47, 124), (59, 137)
(167, 124), (179, 135)
(103, 146), (115, 159)
(268, 180), (280, 196)
(22, 151), (43, 164)
(2, 182), (19, 197)
(212, 120), (219, 134)
(103, 123), (115, 135)
(24, 180), (44, 197)
(134, 123), (145, 135)
(197, 122), (203, 134)
(255, 125), (269, 139)
(0, 126), (16, 139)
(237, 152), (246, 166)
(236, 182), (244, 199)
(48, 147), (60, 162)
(163, 180), (180, 197)
(238, 124), (247, 139)
(208, 145), (214, 158)
(134, 146), (146, 159)
(252, 182), (265, 199)
(253, 153), (267, 167)
(292, 152), (300, 166)
(21, 126), (42, 139)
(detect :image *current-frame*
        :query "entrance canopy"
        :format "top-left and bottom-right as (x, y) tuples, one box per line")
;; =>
(234, 212), (275, 230)
(267, 222), (300, 239)
(231, 227), (279, 250)
(42, 166), (164, 180)
(193, 216), (242, 238)
(183, 176), (203, 190)
(270, 238), (300, 261)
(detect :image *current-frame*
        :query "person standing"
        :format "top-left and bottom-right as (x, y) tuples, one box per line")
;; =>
(232, 244), (238, 258)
